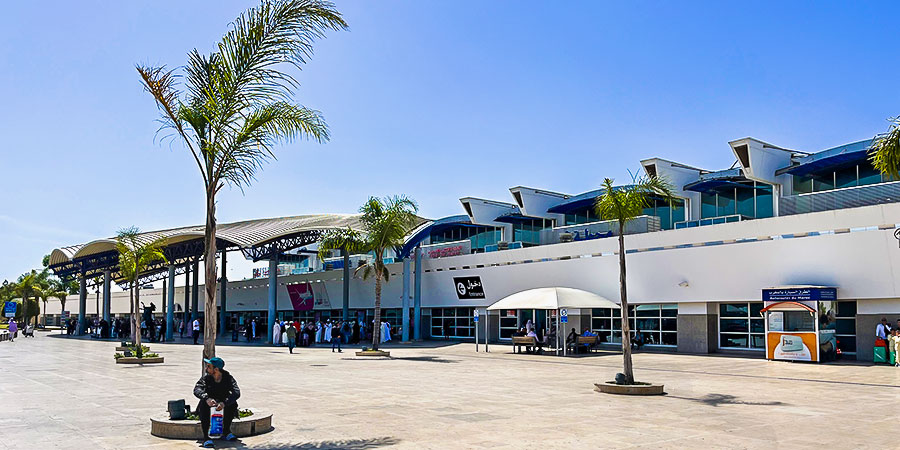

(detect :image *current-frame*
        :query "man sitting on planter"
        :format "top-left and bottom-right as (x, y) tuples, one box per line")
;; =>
(193, 357), (240, 447)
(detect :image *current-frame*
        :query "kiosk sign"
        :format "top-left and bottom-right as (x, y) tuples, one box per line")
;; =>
(763, 287), (836, 302)
(3, 301), (16, 318)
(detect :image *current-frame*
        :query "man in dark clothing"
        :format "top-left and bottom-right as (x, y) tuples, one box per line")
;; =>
(193, 357), (240, 448)
(332, 323), (343, 353)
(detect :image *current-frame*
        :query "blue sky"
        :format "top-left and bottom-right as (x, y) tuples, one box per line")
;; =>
(2, 1), (899, 281)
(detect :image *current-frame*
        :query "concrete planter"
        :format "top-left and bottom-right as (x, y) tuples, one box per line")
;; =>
(355, 350), (391, 357)
(594, 382), (664, 396)
(116, 357), (164, 364)
(116, 346), (149, 352)
(150, 411), (273, 439)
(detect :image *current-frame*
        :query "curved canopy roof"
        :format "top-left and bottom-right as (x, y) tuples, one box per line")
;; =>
(487, 287), (619, 311)
(774, 139), (874, 177)
(50, 214), (368, 267)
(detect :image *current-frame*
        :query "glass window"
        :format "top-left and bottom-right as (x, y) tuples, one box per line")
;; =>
(717, 188), (736, 217)
(736, 184), (755, 218)
(835, 165), (858, 189)
(655, 200), (671, 230)
(719, 302), (765, 350)
(812, 172), (835, 192)
(592, 304), (676, 347)
(671, 198), (685, 226)
(793, 175), (812, 194)
(755, 183), (773, 218)
(783, 311), (815, 332)
(701, 193), (717, 219)
(720, 303), (749, 317)
(858, 161), (882, 186)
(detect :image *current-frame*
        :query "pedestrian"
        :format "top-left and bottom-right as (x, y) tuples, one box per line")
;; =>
(193, 357), (240, 448)
(891, 329), (900, 367)
(332, 322), (343, 353)
(179, 318), (185, 338)
(192, 318), (201, 345)
(251, 319), (257, 341)
(272, 321), (281, 346)
(286, 323), (297, 354)
(8, 320), (17, 341)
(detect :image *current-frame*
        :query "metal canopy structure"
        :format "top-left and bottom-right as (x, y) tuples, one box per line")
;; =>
(48, 214), (369, 287)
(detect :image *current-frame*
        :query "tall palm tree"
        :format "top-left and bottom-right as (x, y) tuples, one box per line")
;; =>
(15, 271), (41, 328)
(137, 0), (346, 364)
(50, 278), (70, 324)
(594, 175), (674, 385)
(318, 196), (419, 350)
(115, 227), (167, 356)
(870, 116), (900, 178)
(35, 282), (65, 328)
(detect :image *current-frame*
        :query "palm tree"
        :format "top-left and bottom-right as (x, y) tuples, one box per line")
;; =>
(594, 175), (674, 385)
(37, 280), (66, 328)
(318, 196), (419, 350)
(115, 227), (167, 356)
(15, 271), (42, 328)
(136, 0), (346, 364)
(870, 116), (900, 178)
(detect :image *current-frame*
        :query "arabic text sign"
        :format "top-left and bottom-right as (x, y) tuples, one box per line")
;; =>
(454, 276), (485, 299)
(762, 287), (836, 302)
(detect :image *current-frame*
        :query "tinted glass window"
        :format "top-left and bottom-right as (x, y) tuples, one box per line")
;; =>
(755, 184), (774, 218)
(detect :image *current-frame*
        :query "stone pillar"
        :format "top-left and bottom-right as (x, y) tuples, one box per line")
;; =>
(77, 274), (87, 335)
(342, 248), (350, 322)
(676, 302), (717, 354)
(413, 246), (423, 341)
(219, 251), (228, 336)
(166, 265), (175, 341)
(102, 270), (111, 322)
(402, 257), (411, 342)
(191, 260), (199, 322)
(267, 256), (278, 344)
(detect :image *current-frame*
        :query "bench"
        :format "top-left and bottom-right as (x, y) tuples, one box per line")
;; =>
(512, 336), (541, 354)
(576, 335), (600, 352)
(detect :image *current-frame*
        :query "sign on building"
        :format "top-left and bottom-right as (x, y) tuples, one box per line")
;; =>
(3, 301), (16, 318)
(454, 276), (485, 299)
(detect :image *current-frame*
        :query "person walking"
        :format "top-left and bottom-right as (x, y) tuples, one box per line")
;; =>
(332, 322), (343, 353)
(8, 320), (17, 342)
(286, 323), (297, 354)
(192, 318), (201, 345)
(272, 321), (281, 346)
(193, 357), (240, 448)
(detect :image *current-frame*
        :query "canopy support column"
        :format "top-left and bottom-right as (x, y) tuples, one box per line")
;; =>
(401, 257), (410, 342)
(413, 246), (422, 341)
(77, 274), (86, 335)
(267, 256), (278, 344)
(102, 270), (111, 322)
(166, 265), (175, 341)
(342, 248), (350, 322)
(184, 262), (190, 324)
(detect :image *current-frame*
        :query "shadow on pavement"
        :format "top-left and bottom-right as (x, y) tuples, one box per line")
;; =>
(242, 436), (401, 449)
(667, 393), (785, 407)
(390, 356), (458, 364)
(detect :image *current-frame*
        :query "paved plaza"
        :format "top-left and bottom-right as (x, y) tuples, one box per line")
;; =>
(1, 331), (899, 449)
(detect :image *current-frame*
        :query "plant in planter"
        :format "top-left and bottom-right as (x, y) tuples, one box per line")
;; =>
(115, 227), (167, 362)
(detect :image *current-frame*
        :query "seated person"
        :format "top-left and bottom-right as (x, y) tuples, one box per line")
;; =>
(194, 357), (240, 448)
(526, 329), (537, 337)
(566, 328), (581, 352)
(631, 329), (644, 350)
(582, 329), (597, 337)
(512, 328), (526, 337)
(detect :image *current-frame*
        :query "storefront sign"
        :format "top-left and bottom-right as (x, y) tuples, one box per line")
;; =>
(3, 301), (16, 318)
(454, 276), (485, 299)
(762, 287), (836, 302)
(767, 332), (817, 362)
(424, 241), (472, 259)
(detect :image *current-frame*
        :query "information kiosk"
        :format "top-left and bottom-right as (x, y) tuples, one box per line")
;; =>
(761, 286), (839, 363)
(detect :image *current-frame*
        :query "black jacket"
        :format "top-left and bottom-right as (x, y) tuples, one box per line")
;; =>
(194, 369), (240, 409)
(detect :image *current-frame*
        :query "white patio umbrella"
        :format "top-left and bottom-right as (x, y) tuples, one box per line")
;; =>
(486, 287), (619, 311)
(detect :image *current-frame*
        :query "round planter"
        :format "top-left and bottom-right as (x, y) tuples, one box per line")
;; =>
(150, 410), (273, 439)
(116, 357), (165, 364)
(355, 350), (391, 357)
(594, 382), (664, 396)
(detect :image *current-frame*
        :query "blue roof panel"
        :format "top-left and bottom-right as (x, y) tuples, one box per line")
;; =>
(775, 139), (874, 176)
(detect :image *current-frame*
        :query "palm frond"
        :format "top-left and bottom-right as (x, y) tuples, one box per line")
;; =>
(594, 173), (675, 226)
(870, 116), (900, 179)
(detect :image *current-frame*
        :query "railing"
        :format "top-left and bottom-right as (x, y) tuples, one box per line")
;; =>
(484, 242), (524, 252)
(674, 214), (747, 229)
(780, 181), (900, 216)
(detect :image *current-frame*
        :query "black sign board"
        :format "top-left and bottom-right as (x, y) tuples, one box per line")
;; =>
(454, 276), (485, 299)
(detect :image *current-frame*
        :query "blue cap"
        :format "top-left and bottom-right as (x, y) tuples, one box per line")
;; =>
(203, 357), (225, 369)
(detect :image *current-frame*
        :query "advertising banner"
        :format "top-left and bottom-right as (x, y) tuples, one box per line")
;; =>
(287, 283), (314, 311)
(423, 240), (472, 259)
(454, 276), (485, 299)
(767, 332), (818, 361)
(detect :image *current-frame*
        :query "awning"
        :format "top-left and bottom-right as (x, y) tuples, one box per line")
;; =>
(486, 287), (619, 311)
(760, 301), (816, 314)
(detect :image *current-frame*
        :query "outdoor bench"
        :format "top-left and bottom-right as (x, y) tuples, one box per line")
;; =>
(512, 336), (542, 354)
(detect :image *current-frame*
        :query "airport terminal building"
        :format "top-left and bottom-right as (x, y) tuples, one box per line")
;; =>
(46, 136), (900, 361)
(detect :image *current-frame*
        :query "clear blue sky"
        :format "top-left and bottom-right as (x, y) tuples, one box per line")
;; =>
(2, 1), (899, 281)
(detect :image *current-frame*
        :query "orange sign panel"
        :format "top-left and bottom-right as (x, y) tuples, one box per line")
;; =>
(767, 332), (818, 362)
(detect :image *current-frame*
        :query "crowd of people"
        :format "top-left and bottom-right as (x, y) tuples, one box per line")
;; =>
(265, 319), (398, 353)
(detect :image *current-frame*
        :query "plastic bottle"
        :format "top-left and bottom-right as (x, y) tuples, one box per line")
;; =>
(209, 406), (224, 439)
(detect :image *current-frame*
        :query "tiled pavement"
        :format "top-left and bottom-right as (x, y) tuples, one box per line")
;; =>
(1, 331), (898, 449)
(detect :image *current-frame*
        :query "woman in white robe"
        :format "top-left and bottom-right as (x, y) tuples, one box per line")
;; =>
(316, 322), (323, 343)
(273, 322), (281, 345)
(382, 321), (391, 343)
(324, 322), (333, 342)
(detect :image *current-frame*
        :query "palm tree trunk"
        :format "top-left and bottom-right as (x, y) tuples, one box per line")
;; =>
(203, 187), (218, 365)
(618, 222), (634, 384)
(372, 270), (382, 351)
(130, 284), (139, 351)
